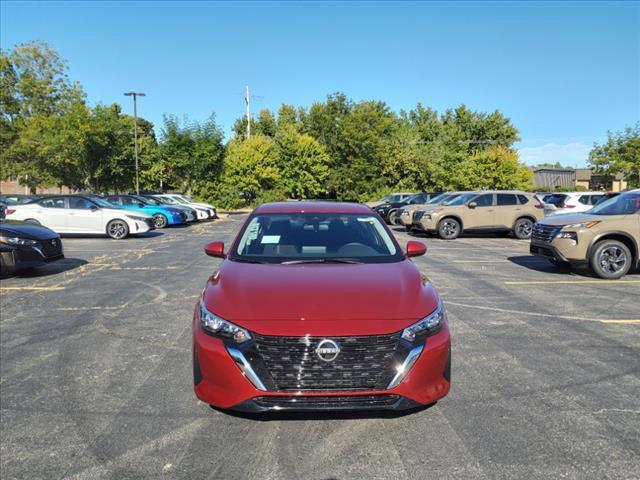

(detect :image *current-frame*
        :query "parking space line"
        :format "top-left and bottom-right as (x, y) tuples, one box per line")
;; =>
(0, 286), (65, 292)
(504, 280), (640, 285)
(446, 301), (639, 324)
(599, 320), (640, 324)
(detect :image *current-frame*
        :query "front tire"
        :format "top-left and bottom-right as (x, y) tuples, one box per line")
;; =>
(388, 209), (400, 225)
(437, 218), (461, 240)
(153, 213), (168, 229)
(590, 240), (632, 279)
(513, 218), (534, 240)
(106, 219), (129, 240)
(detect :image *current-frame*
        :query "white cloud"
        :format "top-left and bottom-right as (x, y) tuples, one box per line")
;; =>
(518, 143), (592, 168)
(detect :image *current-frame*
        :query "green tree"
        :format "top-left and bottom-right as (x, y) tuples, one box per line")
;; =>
(276, 126), (331, 199)
(454, 146), (533, 190)
(589, 124), (640, 188)
(220, 135), (279, 206)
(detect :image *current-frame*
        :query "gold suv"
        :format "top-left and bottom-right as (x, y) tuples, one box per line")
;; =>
(530, 189), (640, 279)
(417, 191), (544, 240)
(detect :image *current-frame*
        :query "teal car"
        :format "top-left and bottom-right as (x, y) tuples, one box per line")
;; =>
(103, 195), (187, 228)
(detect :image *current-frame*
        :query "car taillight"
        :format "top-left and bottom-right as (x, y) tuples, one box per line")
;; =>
(6, 209), (16, 215)
(563, 204), (575, 208)
(535, 203), (544, 209)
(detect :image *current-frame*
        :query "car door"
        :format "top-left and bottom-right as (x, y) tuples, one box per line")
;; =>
(66, 197), (104, 233)
(34, 197), (68, 230)
(495, 193), (519, 229)
(466, 193), (495, 229)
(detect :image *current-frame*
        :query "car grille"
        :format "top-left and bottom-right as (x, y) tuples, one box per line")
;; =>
(39, 238), (62, 258)
(248, 333), (404, 392)
(253, 394), (401, 410)
(531, 223), (562, 243)
(414, 211), (425, 221)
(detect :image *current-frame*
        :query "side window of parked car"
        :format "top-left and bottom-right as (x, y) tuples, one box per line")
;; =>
(578, 195), (591, 205)
(474, 194), (494, 207)
(517, 194), (529, 204)
(68, 197), (95, 209)
(590, 195), (604, 205)
(106, 197), (121, 206)
(497, 194), (518, 206)
(39, 198), (65, 208)
(121, 197), (138, 206)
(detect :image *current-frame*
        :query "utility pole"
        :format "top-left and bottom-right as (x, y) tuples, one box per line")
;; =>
(124, 91), (146, 194)
(245, 85), (251, 139)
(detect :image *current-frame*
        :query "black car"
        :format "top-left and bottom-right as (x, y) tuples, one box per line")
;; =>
(373, 192), (439, 224)
(0, 220), (64, 276)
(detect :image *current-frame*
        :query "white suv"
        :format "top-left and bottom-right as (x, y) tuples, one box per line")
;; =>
(543, 192), (606, 216)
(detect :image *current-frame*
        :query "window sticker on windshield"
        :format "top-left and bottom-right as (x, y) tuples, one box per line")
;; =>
(261, 235), (280, 244)
(302, 246), (326, 254)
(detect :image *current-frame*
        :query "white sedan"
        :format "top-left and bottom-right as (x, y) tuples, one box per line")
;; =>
(5, 195), (154, 239)
(152, 194), (214, 220)
(162, 194), (216, 219)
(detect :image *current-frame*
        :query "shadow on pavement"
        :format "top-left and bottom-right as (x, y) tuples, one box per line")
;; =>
(211, 402), (435, 421)
(5, 257), (88, 278)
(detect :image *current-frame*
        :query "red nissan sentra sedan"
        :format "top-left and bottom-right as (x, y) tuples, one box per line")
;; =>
(193, 202), (451, 412)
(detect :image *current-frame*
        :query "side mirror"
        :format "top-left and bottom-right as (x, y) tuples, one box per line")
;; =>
(406, 240), (427, 258)
(204, 241), (225, 258)
(468, 202), (477, 209)
(138, 203), (146, 208)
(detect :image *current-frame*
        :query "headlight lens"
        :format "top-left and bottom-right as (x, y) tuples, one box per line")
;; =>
(562, 221), (600, 229)
(126, 215), (149, 222)
(0, 236), (36, 246)
(199, 299), (251, 343)
(557, 231), (578, 240)
(402, 301), (445, 342)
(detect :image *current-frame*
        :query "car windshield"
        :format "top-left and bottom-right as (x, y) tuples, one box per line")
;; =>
(86, 196), (114, 208)
(173, 196), (190, 204)
(427, 193), (450, 205)
(132, 196), (152, 205)
(231, 213), (403, 264)
(588, 192), (640, 215)
(156, 196), (178, 205)
(142, 196), (161, 206)
(443, 193), (477, 206)
(177, 194), (193, 202)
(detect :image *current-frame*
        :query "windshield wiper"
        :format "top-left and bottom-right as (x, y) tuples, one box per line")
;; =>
(232, 258), (269, 264)
(280, 258), (363, 265)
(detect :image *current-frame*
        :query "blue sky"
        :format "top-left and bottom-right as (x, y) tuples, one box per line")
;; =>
(1, 1), (639, 167)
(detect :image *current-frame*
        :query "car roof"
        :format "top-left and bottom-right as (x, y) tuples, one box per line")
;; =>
(254, 202), (373, 214)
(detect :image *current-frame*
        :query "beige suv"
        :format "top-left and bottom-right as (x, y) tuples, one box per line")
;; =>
(530, 189), (640, 279)
(417, 190), (544, 240)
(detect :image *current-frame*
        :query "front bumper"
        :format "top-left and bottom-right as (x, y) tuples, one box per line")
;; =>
(530, 238), (587, 264)
(193, 316), (451, 412)
(1, 245), (64, 272)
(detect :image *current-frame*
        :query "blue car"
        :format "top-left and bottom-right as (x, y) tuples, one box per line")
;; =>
(103, 195), (187, 228)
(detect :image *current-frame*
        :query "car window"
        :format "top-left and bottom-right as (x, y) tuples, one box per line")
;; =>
(444, 193), (477, 206)
(106, 197), (121, 206)
(474, 194), (494, 207)
(545, 194), (567, 207)
(232, 213), (402, 264)
(517, 194), (529, 204)
(590, 195), (604, 205)
(578, 195), (591, 205)
(68, 197), (95, 209)
(121, 196), (139, 206)
(39, 198), (65, 208)
(589, 192), (640, 215)
(497, 194), (518, 206)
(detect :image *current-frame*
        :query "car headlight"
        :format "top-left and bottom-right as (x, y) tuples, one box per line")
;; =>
(199, 299), (251, 343)
(401, 301), (445, 342)
(556, 231), (578, 240)
(562, 221), (600, 229)
(126, 215), (149, 222)
(0, 236), (36, 246)
(423, 214), (432, 220)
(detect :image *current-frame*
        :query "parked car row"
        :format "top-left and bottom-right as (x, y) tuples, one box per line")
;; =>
(0, 192), (218, 276)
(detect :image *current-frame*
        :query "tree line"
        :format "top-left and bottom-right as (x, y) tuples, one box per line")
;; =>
(2, 42), (637, 209)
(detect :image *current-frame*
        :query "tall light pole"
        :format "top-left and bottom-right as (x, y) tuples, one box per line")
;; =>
(124, 92), (146, 194)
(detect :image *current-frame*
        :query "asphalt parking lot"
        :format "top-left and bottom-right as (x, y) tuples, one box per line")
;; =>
(1, 216), (639, 480)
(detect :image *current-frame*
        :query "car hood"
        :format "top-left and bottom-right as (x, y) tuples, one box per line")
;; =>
(538, 212), (606, 226)
(401, 204), (425, 213)
(0, 220), (58, 239)
(202, 260), (440, 336)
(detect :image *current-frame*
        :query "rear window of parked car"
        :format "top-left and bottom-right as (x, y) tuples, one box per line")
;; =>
(517, 195), (529, 204)
(579, 195), (603, 205)
(545, 194), (567, 207)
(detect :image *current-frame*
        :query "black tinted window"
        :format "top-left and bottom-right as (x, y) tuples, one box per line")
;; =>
(474, 194), (493, 207)
(578, 195), (591, 205)
(106, 197), (121, 206)
(546, 194), (567, 207)
(39, 198), (65, 208)
(517, 195), (529, 204)
(497, 194), (518, 206)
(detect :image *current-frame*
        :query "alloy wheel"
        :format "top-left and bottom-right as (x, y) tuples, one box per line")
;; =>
(153, 214), (168, 229)
(108, 220), (128, 239)
(598, 246), (627, 274)
(515, 219), (533, 239)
